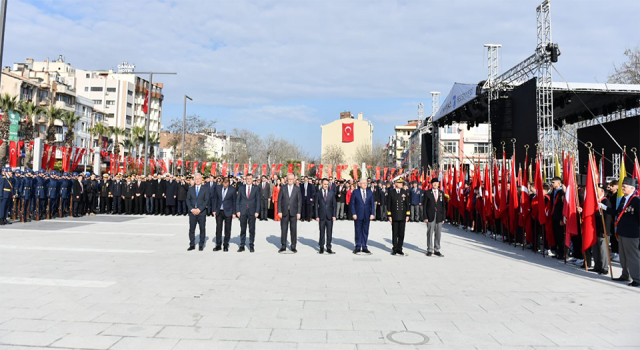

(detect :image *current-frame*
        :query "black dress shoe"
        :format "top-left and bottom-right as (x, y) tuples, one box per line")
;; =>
(198, 246), (204, 251)
(237, 246), (245, 252)
(278, 247), (286, 253)
(614, 276), (631, 282)
(326, 248), (335, 254)
(434, 251), (444, 257)
(426, 252), (433, 257)
(291, 248), (297, 253)
(223, 246), (229, 252)
(598, 270), (609, 275)
(353, 249), (360, 254)
(362, 248), (371, 254)
(319, 248), (324, 254)
(629, 281), (640, 287)
(390, 251), (396, 256)
(588, 268), (602, 273)
(187, 246), (195, 251)
(213, 246), (221, 251)
(250, 247), (255, 253)
(397, 251), (404, 256)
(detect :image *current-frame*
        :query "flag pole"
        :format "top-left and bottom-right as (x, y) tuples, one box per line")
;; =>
(587, 144), (614, 279)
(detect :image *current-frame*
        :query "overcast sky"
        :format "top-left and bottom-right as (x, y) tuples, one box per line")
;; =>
(5, 0), (639, 157)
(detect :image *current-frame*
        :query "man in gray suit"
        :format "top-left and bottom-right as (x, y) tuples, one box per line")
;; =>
(258, 175), (271, 221)
(277, 173), (302, 253)
(423, 178), (446, 257)
(236, 173), (260, 252)
(186, 174), (210, 251)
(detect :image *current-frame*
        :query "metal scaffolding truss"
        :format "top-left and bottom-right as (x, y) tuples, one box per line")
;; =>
(430, 91), (440, 168)
(536, 0), (556, 179)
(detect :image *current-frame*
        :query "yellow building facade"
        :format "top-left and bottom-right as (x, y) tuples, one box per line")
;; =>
(321, 111), (373, 167)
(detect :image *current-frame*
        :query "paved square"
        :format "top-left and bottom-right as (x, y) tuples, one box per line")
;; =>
(0, 216), (638, 349)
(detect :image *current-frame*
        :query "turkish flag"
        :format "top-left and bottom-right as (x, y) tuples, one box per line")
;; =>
(201, 162), (207, 174)
(251, 164), (258, 175)
(233, 163), (239, 175)
(287, 163), (293, 174)
(9, 141), (18, 167)
(211, 163), (217, 176)
(581, 154), (598, 252)
(342, 123), (354, 143)
(142, 89), (149, 114)
(222, 163), (228, 176)
(375, 166), (380, 181)
(327, 165), (333, 178)
(352, 165), (358, 181)
(243, 164), (249, 175)
(262, 164), (267, 176)
(317, 164), (323, 179)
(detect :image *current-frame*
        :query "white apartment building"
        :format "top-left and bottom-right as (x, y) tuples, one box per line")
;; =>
(74, 96), (95, 165)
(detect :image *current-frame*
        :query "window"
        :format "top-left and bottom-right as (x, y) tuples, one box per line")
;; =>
(443, 141), (458, 155)
(443, 125), (457, 134)
(126, 115), (132, 124)
(90, 87), (103, 92)
(474, 143), (490, 154)
(107, 87), (116, 93)
(127, 90), (133, 96)
(107, 114), (115, 119)
(85, 73), (90, 78)
(105, 100), (115, 106)
(93, 100), (102, 105)
(126, 102), (132, 108)
(84, 87), (89, 92)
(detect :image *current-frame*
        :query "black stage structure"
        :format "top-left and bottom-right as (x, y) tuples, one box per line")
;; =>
(429, 78), (640, 173)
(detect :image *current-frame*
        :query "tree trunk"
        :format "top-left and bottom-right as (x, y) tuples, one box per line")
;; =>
(0, 141), (7, 165)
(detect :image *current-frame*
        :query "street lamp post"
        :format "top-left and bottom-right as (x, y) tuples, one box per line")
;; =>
(0, 0), (8, 89)
(181, 95), (192, 176)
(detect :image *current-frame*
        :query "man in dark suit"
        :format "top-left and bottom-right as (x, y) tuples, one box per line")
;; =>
(144, 174), (156, 214)
(605, 177), (639, 286)
(336, 181), (347, 220)
(258, 175), (271, 221)
(550, 177), (565, 259)
(236, 173), (260, 252)
(71, 174), (85, 217)
(315, 178), (337, 254)
(277, 173), (302, 253)
(388, 178), (410, 255)
(134, 175), (145, 215)
(154, 175), (166, 215)
(301, 176), (315, 222)
(206, 175), (217, 216)
(351, 178), (375, 254)
(423, 177), (446, 257)
(212, 177), (236, 251)
(409, 181), (423, 222)
(186, 173), (210, 251)
(165, 174), (178, 215)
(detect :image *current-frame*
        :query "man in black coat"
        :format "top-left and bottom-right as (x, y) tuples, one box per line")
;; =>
(212, 177), (236, 251)
(236, 173), (260, 252)
(144, 174), (156, 214)
(423, 177), (446, 257)
(550, 177), (565, 259)
(123, 177), (135, 214)
(387, 178), (410, 255)
(206, 175), (217, 216)
(99, 174), (111, 214)
(165, 174), (178, 215)
(336, 181), (347, 220)
(154, 175), (166, 215)
(186, 173), (210, 251)
(301, 176), (315, 222)
(258, 175), (271, 221)
(110, 174), (124, 215)
(315, 178), (336, 254)
(605, 177), (640, 286)
(71, 174), (85, 217)
(86, 174), (97, 216)
(134, 175), (145, 215)
(278, 173), (302, 253)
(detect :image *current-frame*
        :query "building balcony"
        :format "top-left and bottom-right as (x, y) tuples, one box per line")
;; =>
(55, 84), (75, 95)
(54, 100), (75, 112)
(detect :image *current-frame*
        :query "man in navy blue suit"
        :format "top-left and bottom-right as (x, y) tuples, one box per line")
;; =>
(186, 174), (210, 251)
(315, 178), (337, 254)
(236, 173), (260, 252)
(351, 178), (375, 254)
(301, 176), (315, 222)
(212, 177), (237, 252)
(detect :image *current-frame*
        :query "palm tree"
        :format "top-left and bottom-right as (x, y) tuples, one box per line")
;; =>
(147, 132), (160, 160)
(109, 126), (125, 158)
(0, 93), (20, 163)
(43, 105), (63, 146)
(18, 100), (44, 167)
(60, 111), (82, 148)
(130, 126), (145, 157)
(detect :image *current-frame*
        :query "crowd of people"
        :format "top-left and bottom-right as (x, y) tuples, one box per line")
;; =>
(1, 165), (637, 287)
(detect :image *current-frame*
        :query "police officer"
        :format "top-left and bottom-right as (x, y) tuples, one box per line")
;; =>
(387, 178), (410, 255)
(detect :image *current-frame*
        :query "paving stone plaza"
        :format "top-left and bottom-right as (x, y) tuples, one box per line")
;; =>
(0, 216), (638, 349)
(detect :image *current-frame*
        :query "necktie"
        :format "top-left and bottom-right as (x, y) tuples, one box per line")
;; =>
(323, 190), (327, 201)
(195, 186), (200, 208)
(362, 189), (366, 202)
(221, 188), (227, 210)
(434, 190), (438, 201)
(247, 185), (251, 198)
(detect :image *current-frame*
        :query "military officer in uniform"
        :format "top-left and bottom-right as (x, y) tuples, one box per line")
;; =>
(0, 168), (13, 225)
(60, 173), (71, 217)
(111, 174), (124, 214)
(123, 176), (135, 214)
(47, 171), (59, 218)
(35, 170), (47, 219)
(99, 174), (111, 214)
(387, 178), (410, 255)
(21, 170), (33, 221)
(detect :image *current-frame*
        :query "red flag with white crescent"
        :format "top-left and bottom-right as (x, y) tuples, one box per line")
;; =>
(342, 123), (354, 143)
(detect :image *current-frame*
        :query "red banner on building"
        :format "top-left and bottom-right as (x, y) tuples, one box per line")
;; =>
(317, 164), (323, 179)
(222, 163), (228, 176)
(376, 166), (380, 181)
(251, 163), (258, 175)
(287, 163), (293, 174)
(211, 163), (217, 176)
(262, 164), (268, 176)
(233, 163), (240, 175)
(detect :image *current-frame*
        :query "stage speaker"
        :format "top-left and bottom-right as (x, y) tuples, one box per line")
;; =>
(490, 97), (514, 150)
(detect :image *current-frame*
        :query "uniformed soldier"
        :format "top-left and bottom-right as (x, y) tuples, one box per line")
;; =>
(387, 178), (410, 255)
(123, 176), (135, 214)
(47, 171), (59, 218)
(0, 168), (13, 225)
(87, 173), (98, 216)
(6, 168), (16, 220)
(99, 174), (111, 213)
(21, 170), (33, 222)
(14, 169), (23, 221)
(111, 174), (124, 214)
(35, 170), (47, 220)
(60, 173), (71, 217)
